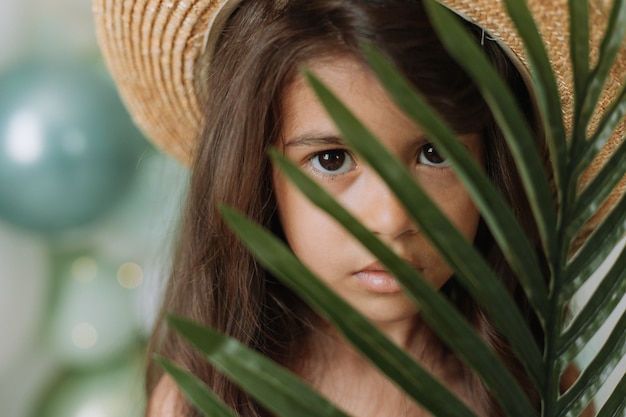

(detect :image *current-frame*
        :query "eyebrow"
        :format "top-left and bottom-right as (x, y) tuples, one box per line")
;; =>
(282, 133), (346, 148)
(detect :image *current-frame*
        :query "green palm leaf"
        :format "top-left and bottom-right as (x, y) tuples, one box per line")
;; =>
(563, 193), (626, 300)
(568, 139), (626, 241)
(568, 0), (589, 110)
(596, 374), (626, 417)
(556, 310), (626, 417)
(361, 43), (549, 324)
(303, 71), (545, 393)
(575, 84), (626, 174)
(423, 0), (558, 264)
(557, 245), (626, 368)
(497, 0), (568, 200)
(168, 316), (350, 417)
(219, 207), (480, 417)
(573, 0), (626, 161)
(567, 0), (592, 161)
(269, 151), (536, 417)
(165, 0), (626, 416)
(156, 356), (239, 417)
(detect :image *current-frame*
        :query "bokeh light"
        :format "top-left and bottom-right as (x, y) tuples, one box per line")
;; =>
(117, 262), (144, 289)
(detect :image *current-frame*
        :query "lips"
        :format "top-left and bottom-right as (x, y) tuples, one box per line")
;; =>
(353, 260), (419, 294)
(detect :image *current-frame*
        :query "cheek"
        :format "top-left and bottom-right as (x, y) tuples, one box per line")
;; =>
(273, 172), (346, 271)
(425, 180), (481, 241)
(417, 181), (480, 290)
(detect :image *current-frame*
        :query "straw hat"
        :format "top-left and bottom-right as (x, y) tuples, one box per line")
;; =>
(93, 0), (625, 241)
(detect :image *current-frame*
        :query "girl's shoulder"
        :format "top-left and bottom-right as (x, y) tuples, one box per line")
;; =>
(146, 375), (184, 417)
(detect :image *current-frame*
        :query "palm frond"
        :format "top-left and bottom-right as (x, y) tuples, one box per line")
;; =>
(219, 207), (480, 417)
(557, 245), (626, 368)
(168, 317), (350, 417)
(156, 356), (239, 417)
(165, 0), (626, 416)
(269, 151), (536, 416)
(303, 70), (545, 397)
(423, 0), (558, 265)
(498, 0), (568, 200)
(361, 43), (549, 325)
(595, 373), (626, 417)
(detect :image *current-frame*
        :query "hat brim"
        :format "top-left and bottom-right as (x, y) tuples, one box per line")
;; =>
(94, 0), (626, 245)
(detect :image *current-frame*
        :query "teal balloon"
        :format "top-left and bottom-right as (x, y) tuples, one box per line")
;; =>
(0, 63), (146, 234)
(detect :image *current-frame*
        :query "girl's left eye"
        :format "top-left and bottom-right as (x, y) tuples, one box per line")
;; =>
(418, 143), (449, 167)
(310, 150), (355, 175)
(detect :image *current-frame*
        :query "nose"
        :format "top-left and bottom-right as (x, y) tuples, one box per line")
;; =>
(348, 170), (417, 240)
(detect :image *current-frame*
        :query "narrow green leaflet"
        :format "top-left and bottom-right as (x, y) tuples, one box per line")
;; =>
(575, 83), (626, 174)
(423, 0), (557, 265)
(568, 0), (590, 149)
(596, 373), (626, 417)
(220, 207), (480, 417)
(168, 317), (350, 417)
(497, 0), (568, 202)
(574, 0), (626, 160)
(563, 192), (626, 300)
(271, 150), (538, 417)
(304, 70), (545, 390)
(362, 43), (549, 323)
(568, 137), (626, 241)
(156, 356), (238, 417)
(556, 309), (626, 417)
(557, 244), (626, 368)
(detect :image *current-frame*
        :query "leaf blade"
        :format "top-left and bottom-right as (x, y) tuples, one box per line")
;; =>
(220, 206), (481, 417)
(362, 42), (549, 323)
(156, 356), (238, 417)
(557, 243), (626, 368)
(556, 309), (626, 417)
(564, 192), (626, 300)
(573, 0), (626, 166)
(272, 150), (538, 417)
(423, 0), (558, 266)
(568, 137), (626, 242)
(169, 317), (350, 417)
(303, 69), (545, 390)
(499, 0), (568, 204)
(596, 372), (626, 417)
(568, 0), (590, 149)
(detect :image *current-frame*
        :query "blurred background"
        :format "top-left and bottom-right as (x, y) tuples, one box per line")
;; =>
(0, 1), (623, 417)
(0, 0), (188, 416)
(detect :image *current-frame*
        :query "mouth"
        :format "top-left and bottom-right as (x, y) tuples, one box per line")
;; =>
(353, 261), (422, 294)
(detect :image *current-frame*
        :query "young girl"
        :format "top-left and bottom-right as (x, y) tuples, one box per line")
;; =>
(93, 0), (612, 416)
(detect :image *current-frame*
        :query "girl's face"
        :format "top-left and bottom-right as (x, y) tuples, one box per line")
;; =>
(274, 57), (483, 338)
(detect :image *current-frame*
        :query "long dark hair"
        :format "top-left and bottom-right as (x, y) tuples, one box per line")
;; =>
(147, 0), (548, 416)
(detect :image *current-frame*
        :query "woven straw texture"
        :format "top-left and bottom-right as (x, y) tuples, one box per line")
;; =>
(93, 0), (241, 164)
(93, 0), (625, 241)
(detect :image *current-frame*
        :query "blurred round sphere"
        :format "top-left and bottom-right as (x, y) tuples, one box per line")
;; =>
(0, 62), (146, 234)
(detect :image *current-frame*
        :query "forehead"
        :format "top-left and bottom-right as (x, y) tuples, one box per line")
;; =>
(280, 56), (412, 135)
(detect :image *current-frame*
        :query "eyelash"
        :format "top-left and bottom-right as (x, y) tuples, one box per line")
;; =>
(307, 149), (356, 177)
(418, 143), (450, 168)
(306, 143), (449, 177)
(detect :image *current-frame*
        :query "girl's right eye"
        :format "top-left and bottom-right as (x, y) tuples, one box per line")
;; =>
(309, 150), (355, 175)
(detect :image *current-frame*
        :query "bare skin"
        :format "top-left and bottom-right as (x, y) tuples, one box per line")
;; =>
(293, 324), (486, 417)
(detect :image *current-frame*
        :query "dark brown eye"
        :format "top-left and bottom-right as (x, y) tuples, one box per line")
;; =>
(419, 144), (449, 167)
(310, 150), (355, 174)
